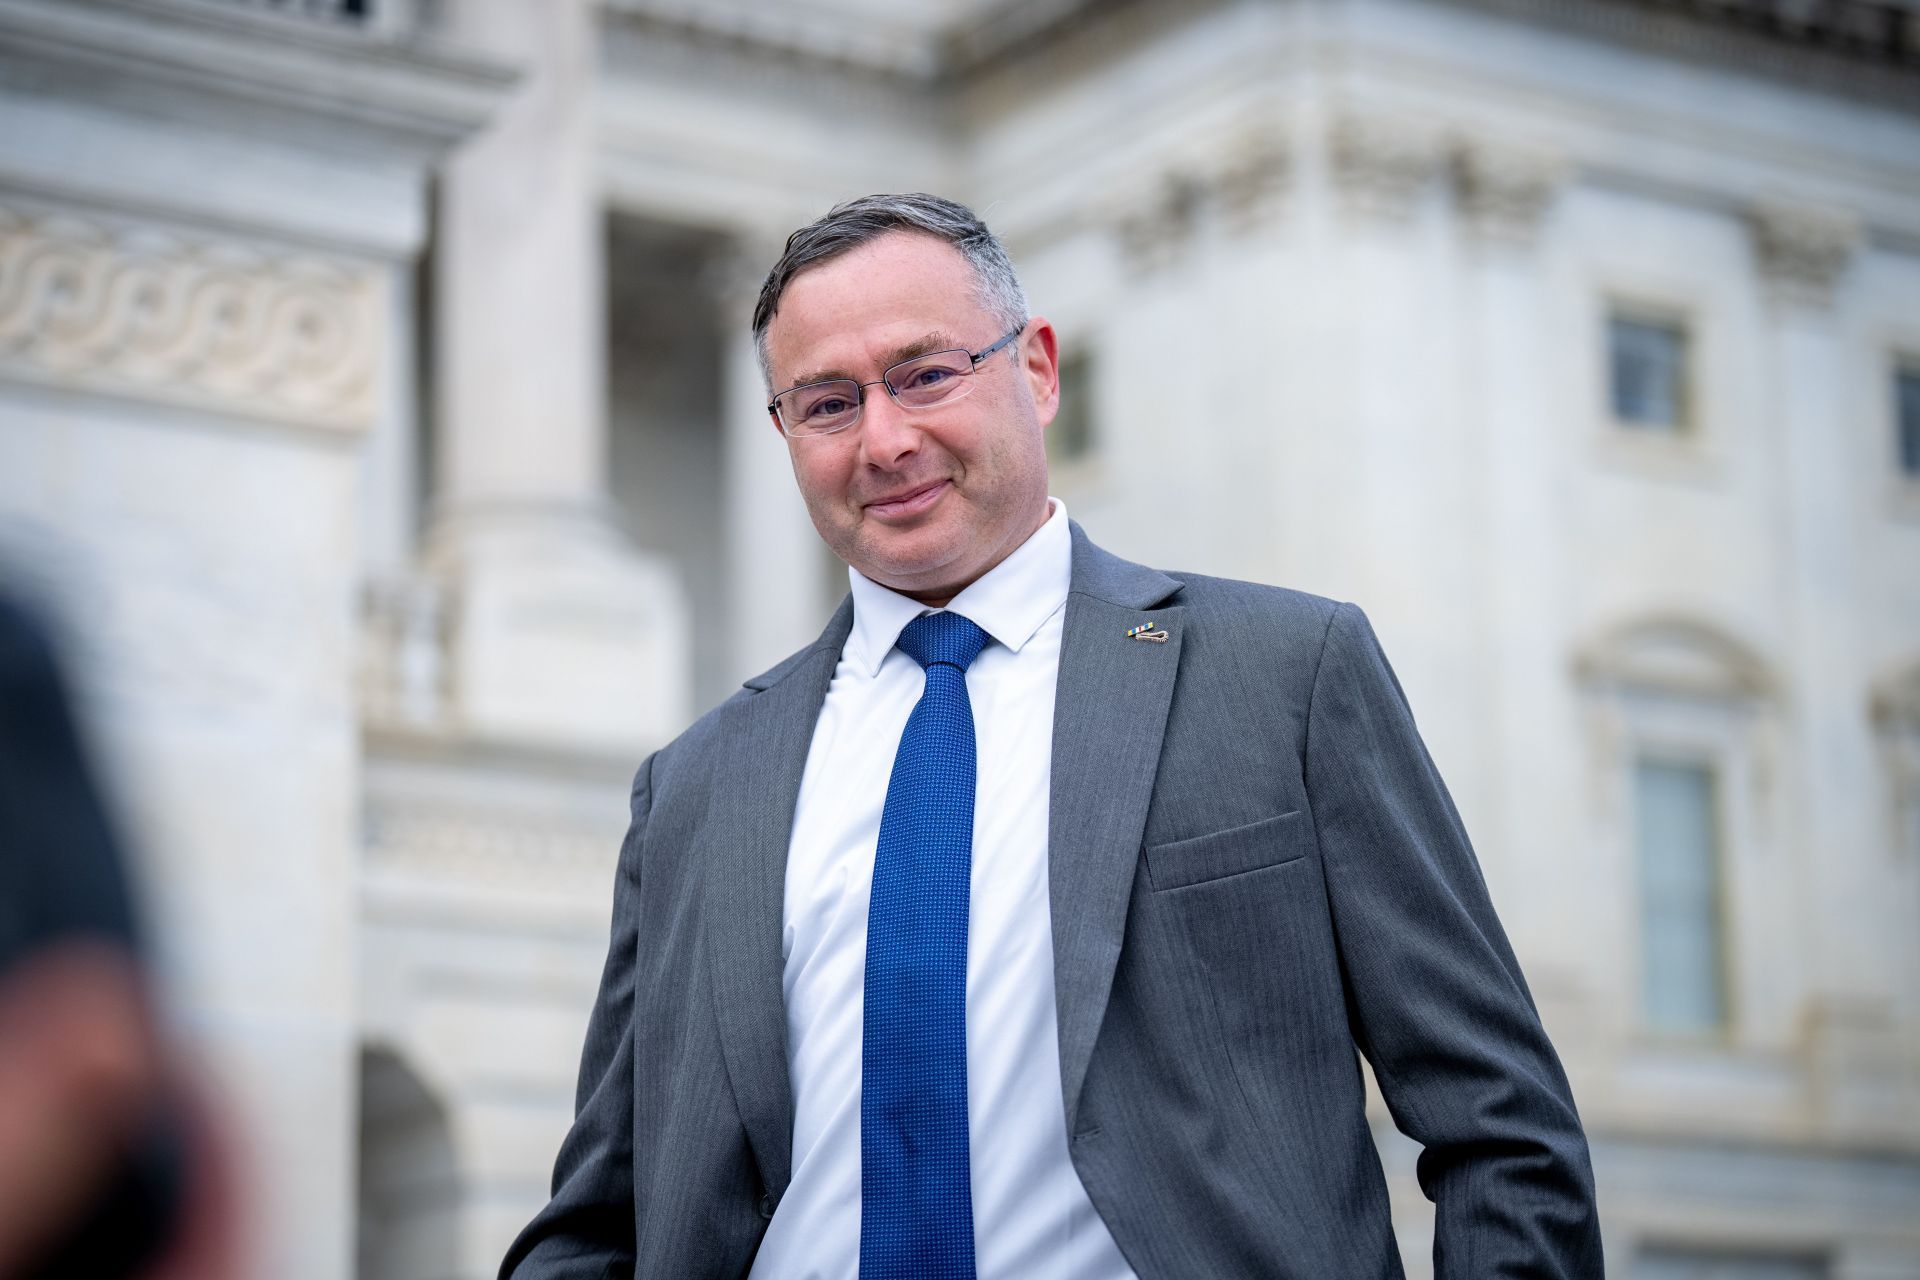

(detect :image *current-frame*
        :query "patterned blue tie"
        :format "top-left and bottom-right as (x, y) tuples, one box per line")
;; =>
(861, 610), (990, 1280)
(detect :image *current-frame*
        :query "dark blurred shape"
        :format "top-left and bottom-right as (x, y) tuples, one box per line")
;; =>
(0, 596), (142, 964)
(0, 595), (230, 1280)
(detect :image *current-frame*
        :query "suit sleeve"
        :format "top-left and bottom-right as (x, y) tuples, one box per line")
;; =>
(499, 754), (654, 1279)
(1303, 602), (1604, 1278)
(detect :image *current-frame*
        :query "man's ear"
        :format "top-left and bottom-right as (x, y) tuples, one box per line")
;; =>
(1022, 318), (1061, 430)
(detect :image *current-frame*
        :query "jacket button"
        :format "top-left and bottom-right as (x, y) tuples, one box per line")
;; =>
(758, 1191), (777, 1219)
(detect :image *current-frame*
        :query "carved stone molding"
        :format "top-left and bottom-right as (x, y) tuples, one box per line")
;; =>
(1212, 127), (1292, 233)
(1110, 125), (1291, 271)
(1748, 201), (1861, 307)
(1112, 171), (1207, 273)
(0, 204), (383, 431)
(1329, 113), (1445, 222)
(364, 803), (618, 889)
(1573, 612), (1778, 702)
(1454, 139), (1569, 246)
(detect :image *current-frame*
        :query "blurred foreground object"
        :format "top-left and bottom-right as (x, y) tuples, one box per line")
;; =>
(0, 596), (239, 1280)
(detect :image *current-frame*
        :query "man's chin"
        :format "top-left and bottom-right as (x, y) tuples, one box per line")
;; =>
(846, 537), (967, 598)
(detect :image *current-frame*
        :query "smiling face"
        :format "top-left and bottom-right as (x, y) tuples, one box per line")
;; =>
(763, 231), (1059, 606)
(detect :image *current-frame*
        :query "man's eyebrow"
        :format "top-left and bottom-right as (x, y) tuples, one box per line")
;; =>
(787, 332), (961, 389)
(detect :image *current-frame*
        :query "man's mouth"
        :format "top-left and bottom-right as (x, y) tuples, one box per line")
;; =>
(864, 480), (949, 520)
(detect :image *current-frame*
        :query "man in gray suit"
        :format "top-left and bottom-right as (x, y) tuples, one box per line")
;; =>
(502, 193), (1602, 1278)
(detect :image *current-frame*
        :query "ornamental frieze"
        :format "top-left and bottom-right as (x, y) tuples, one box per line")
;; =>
(0, 203), (383, 431)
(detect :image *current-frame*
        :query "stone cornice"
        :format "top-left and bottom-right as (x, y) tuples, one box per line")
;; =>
(597, 0), (1135, 86)
(1447, 0), (1920, 114)
(602, 0), (1917, 105)
(0, 0), (518, 160)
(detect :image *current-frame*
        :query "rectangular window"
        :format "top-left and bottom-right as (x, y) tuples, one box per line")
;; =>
(1638, 1246), (1825, 1279)
(1610, 313), (1690, 432)
(1047, 349), (1096, 466)
(1635, 758), (1726, 1036)
(1896, 362), (1920, 478)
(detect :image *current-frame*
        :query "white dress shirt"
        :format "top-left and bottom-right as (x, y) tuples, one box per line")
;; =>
(749, 499), (1136, 1280)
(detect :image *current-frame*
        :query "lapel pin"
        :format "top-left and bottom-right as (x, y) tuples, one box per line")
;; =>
(1126, 621), (1170, 643)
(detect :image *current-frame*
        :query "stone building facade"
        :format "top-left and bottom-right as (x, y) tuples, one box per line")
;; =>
(1, 0), (1916, 1276)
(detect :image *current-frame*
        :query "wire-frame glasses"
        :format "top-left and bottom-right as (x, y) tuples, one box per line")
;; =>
(767, 326), (1026, 437)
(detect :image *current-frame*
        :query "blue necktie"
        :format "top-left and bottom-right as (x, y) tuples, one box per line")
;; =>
(861, 610), (990, 1280)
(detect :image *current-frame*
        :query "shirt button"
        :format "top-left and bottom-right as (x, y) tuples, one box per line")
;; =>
(757, 1191), (778, 1219)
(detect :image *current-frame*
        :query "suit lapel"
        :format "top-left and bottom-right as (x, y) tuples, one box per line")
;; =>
(703, 597), (851, 1198)
(1049, 525), (1184, 1127)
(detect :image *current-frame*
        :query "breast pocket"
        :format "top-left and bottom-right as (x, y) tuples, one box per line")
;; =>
(1143, 809), (1309, 892)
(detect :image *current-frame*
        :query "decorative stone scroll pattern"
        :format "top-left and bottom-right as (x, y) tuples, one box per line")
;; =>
(1748, 201), (1861, 308)
(1111, 126), (1290, 272)
(0, 205), (383, 430)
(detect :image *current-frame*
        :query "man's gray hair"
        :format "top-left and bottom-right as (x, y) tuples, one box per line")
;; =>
(752, 192), (1029, 389)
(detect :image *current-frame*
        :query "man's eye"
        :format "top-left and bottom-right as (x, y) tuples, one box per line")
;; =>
(904, 366), (953, 388)
(804, 397), (851, 419)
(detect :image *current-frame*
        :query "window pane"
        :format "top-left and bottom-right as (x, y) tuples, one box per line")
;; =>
(1610, 314), (1689, 432)
(1048, 349), (1096, 465)
(1897, 364), (1920, 478)
(1636, 759), (1725, 1034)
(1638, 1246), (1825, 1279)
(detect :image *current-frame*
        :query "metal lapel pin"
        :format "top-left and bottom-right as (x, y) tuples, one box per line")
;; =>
(1126, 620), (1170, 643)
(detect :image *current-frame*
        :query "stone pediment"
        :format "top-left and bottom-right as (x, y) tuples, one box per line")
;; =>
(1575, 613), (1777, 702)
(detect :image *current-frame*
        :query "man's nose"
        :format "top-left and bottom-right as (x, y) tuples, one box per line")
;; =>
(858, 388), (923, 467)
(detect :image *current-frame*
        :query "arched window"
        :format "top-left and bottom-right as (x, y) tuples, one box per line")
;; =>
(1575, 614), (1780, 1044)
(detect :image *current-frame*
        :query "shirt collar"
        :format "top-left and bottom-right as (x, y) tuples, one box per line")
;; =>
(845, 498), (1071, 678)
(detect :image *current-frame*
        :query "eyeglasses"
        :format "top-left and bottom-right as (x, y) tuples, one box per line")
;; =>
(767, 326), (1026, 437)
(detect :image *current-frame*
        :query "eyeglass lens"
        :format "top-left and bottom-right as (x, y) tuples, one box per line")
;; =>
(777, 349), (979, 434)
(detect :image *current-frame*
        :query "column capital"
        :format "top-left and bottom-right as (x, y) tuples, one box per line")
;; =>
(1109, 122), (1291, 271)
(1212, 125), (1292, 233)
(1749, 200), (1860, 308)
(1454, 138), (1569, 247)
(1111, 171), (1205, 274)
(1329, 111), (1445, 222)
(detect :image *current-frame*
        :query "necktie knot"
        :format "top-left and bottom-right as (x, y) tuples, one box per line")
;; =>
(897, 612), (990, 674)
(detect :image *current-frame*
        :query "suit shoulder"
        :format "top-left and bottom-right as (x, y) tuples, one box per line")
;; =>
(1164, 570), (1349, 638)
(645, 682), (750, 782)
(639, 635), (833, 797)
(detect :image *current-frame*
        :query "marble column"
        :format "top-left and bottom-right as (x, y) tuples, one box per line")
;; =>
(1452, 138), (1581, 1000)
(716, 234), (839, 683)
(427, 0), (688, 755)
(1749, 199), (1896, 1138)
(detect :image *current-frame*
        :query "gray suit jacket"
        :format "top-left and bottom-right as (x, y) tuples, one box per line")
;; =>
(501, 524), (1603, 1279)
